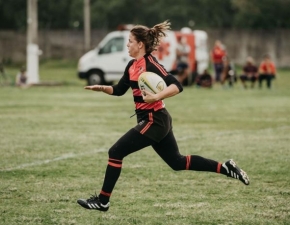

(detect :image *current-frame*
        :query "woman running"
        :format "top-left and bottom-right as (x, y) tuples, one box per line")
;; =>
(77, 21), (249, 212)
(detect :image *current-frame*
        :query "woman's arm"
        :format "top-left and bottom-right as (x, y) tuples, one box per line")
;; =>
(84, 60), (133, 95)
(142, 83), (180, 103)
(84, 85), (113, 94)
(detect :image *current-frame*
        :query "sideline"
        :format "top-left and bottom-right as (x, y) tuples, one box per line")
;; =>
(0, 148), (107, 172)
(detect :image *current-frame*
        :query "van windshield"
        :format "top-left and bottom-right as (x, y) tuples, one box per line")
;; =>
(98, 37), (124, 54)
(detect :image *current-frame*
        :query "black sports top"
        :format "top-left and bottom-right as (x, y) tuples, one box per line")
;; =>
(111, 53), (183, 111)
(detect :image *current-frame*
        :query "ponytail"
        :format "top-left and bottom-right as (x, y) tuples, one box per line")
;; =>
(131, 20), (171, 53)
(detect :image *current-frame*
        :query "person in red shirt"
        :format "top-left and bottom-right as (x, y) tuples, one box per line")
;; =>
(211, 40), (227, 83)
(258, 54), (276, 89)
(77, 21), (250, 212)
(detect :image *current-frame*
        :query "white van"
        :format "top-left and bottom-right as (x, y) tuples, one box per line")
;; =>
(77, 27), (209, 85)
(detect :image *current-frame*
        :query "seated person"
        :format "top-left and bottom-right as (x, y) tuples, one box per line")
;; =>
(221, 56), (236, 87)
(176, 36), (190, 85)
(258, 54), (276, 89)
(240, 56), (258, 89)
(15, 67), (27, 87)
(195, 69), (212, 88)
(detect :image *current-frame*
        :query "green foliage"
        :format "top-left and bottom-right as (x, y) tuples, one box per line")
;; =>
(38, 0), (75, 29)
(232, 0), (290, 29)
(0, 61), (290, 224)
(0, 0), (27, 30)
(1, 0), (290, 30)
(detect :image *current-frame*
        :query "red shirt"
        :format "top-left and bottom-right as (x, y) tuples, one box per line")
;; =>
(129, 55), (167, 111)
(111, 54), (182, 112)
(259, 62), (276, 75)
(211, 46), (226, 63)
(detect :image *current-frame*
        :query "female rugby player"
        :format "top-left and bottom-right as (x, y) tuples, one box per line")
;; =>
(77, 21), (249, 212)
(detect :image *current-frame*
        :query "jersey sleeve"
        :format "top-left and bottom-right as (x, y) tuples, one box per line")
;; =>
(164, 74), (183, 93)
(111, 60), (134, 96)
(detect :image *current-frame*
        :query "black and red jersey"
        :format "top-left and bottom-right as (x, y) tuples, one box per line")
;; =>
(111, 53), (183, 111)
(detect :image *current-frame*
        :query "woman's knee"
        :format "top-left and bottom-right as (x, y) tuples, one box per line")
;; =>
(108, 145), (125, 160)
(166, 157), (186, 171)
(169, 164), (184, 171)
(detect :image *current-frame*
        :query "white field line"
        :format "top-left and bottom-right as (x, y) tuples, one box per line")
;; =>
(1, 148), (107, 172)
(1, 126), (289, 172)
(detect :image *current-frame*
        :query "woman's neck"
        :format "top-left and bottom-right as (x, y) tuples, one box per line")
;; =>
(135, 50), (147, 60)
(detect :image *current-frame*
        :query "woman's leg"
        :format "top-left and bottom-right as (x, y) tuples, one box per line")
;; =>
(152, 130), (249, 184)
(99, 128), (156, 204)
(152, 130), (220, 172)
(266, 74), (273, 88)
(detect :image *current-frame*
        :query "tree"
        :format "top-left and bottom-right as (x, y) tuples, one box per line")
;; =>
(1, 0), (290, 30)
(0, 0), (27, 30)
(232, 0), (290, 29)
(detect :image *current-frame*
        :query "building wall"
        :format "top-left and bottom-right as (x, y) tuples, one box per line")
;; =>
(0, 29), (289, 68)
(206, 29), (290, 67)
(0, 30), (107, 63)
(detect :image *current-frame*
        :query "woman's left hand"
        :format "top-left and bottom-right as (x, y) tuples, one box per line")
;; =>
(142, 84), (180, 103)
(142, 90), (159, 103)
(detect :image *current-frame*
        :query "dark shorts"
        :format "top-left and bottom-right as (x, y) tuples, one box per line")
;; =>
(214, 63), (223, 81)
(134, 108), (172, 142)
(259, 74), (275, 80)
(240, 75), (257, 82)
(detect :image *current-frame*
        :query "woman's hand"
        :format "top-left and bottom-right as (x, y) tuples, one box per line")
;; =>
(84, 85), (105, 91)
(84, 85), (113, 94)
(142, 90), (160, 103)
(142, 84), (180, 103)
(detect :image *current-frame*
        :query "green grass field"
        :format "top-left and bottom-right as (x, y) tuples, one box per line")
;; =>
(1, 61), (290, 225)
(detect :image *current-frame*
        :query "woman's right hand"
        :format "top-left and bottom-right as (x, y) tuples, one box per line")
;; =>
(84, 85), (105, 91)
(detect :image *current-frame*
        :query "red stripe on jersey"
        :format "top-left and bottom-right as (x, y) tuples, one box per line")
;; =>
(130, 58), (146, 81)
(148, 55), (168, 76)
(135, 102), (164, 111)
(133, 88), (142, 96)
(140, 112), (153, 134)
(129, 55), (166, 111)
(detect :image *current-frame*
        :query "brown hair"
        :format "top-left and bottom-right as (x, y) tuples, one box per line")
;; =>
(130, 20), (171, 54)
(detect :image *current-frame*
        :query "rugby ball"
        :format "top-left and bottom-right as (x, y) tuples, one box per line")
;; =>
(138, 72), (167, 94)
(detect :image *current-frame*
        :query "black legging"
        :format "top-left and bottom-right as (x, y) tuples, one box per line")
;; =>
(259, 74), (275, 88)
(108, 128), (186, 170)
(100, 128), (220, 203)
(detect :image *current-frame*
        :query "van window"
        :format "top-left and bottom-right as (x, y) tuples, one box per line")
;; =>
(99, 37), (124, 54)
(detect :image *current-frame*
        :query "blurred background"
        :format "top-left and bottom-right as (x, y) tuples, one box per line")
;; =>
(0, 0), (290, 85)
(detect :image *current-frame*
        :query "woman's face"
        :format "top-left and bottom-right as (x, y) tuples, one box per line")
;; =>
(127, 33), (142, 58)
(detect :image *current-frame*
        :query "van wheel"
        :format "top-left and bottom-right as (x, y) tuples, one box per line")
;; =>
(87, 71), (104, 85)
